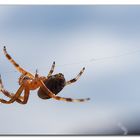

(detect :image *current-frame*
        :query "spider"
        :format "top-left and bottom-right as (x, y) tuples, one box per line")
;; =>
(0, 46), (90, 104)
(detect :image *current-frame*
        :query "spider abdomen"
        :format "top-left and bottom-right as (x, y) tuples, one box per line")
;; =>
(37, 74), (66, 99)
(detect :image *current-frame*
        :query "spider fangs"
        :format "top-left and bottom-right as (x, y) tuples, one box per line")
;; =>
(0, 46), (90, 104)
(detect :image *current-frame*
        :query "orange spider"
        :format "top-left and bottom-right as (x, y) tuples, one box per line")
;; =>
(0, 46), (90, 104)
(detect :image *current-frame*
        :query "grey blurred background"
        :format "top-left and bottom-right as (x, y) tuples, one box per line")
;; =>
(0, 5), (140, 135)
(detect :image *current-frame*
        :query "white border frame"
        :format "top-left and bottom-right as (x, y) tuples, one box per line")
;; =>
(0, 1), (140, 140)
(0, 0), (140, 5)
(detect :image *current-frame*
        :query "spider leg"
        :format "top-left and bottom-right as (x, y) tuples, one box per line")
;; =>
(0, 75), (4, 89)
(66, 67), (85, 85)
(0, 84), (24, 104)
(47, 61), (55, 77)
(8, 87), (30, 104)
(19, 87), (30, 104)
(0, 75), (24, 103)
(1, 88), (29, 104)
(3, 46), (34, 79)
(1, 90), (24, 103)
(39, 79), (90, 102)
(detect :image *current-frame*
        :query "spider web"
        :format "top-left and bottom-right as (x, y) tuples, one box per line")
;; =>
(56, 48), (140, 67)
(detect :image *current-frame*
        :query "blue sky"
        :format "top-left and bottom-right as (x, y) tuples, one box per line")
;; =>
(0, 5), (140, 135)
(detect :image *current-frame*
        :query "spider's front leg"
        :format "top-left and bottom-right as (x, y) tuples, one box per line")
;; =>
(0, 75), (24, 103)
(3, 46), (34, 79)
(0, 84), (24, 104)
(0, 86), (30, 104)
(0, 90), (24, 104)
(0, 74), (30, 104)
(66, 67), (85, 85)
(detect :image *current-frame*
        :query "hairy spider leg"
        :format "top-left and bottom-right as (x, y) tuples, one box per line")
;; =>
(39, 79), (90, 102)
(66, 67), (85, 85)
(3, 46), (34, 79)
(0, 84), (24, 104)
(47, 61), (55, 77)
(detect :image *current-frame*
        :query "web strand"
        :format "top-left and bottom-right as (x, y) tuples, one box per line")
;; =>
(56, 48), (140, 67)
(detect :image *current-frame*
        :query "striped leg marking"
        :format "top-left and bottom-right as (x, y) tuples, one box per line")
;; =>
(39, 80), (90, 102)
(47, 61), (55, 77)
(3, 46), (34, 79)
(66, 67), (85, 85)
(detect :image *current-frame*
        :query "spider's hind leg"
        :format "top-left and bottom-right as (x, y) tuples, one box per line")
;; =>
(3, 46), (34, 79)
(39, 79), (90, 102)
(66, 67), (85, 86)
(52, 95), (90, 102)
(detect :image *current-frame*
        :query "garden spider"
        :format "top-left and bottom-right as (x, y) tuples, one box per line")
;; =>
(0, 46), (90, 104)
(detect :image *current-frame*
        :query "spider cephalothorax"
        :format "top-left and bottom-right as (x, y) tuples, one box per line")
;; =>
(0, 46), (90, 104)
(18, 74), (30, 85)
